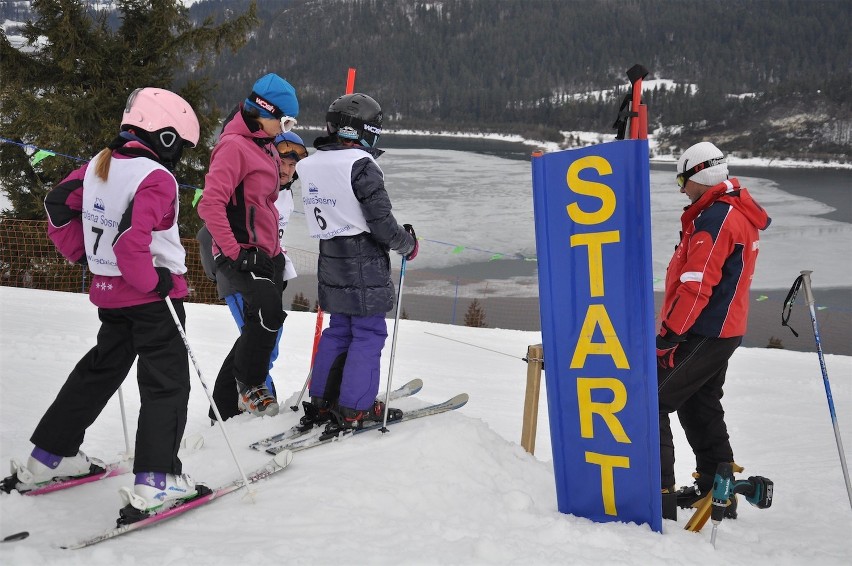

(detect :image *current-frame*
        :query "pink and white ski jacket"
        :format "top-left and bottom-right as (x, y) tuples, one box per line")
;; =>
(44, 143), (188, 308)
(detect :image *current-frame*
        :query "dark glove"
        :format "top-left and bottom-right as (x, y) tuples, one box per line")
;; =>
(233, 247), (275, 279)
(403, 224), (418, 261)
(655, 335), (679, 369)
(153, 267), (173, 299)
(655, 325), (686, 369)
(75, 253), (88, 267)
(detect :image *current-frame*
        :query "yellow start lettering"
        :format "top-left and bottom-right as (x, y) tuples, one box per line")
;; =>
(563, 153), (635, 521)
(569, 304), (629, 369)
(585, 451), (631, 516)
(566, 156), (616, 225)
(576, 377), (631, 443)
(570, 230), (621, 297)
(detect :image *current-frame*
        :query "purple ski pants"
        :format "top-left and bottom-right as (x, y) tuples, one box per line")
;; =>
(309, 313), (388, 411)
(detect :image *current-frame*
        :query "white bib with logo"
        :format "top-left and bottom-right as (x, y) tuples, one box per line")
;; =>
(296, 149), (376, 240)
(82, 154), (185, 276)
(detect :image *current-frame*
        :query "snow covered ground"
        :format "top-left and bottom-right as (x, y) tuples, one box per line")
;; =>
(0, 286), (850, 564)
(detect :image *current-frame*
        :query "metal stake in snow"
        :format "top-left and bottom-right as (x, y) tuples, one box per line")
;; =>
(799, 271), (852, 510)
(164, 297), (254, 498)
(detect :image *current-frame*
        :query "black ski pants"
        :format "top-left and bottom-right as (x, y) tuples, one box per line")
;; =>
(657, 334), (742, 489)
(31, 300), (190, 474)
(210, 257), (286, 420)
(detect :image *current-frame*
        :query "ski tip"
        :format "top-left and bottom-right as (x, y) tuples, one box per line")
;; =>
(451, 393), (470, 407)
(272, 450), (294, 469)
(2, 531), (30, 543)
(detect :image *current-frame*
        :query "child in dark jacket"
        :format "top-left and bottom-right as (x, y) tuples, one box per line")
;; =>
(295, 93), (418, 432)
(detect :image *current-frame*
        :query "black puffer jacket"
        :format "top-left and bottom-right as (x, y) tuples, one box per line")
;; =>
(315, 144), (415, 316)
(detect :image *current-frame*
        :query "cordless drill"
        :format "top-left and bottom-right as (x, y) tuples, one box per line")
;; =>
(710, 462), (774, 546)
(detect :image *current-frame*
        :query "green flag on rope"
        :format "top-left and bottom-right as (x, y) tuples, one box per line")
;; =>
(451, 245), (464, 254)
(30, 149), (55, 167)
(192, 188), (203, 207)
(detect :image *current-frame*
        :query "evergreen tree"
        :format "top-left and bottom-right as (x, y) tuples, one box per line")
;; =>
(0, 0), (259, 236)
(291, 292), (310, 312)
(464, 299), (487, 328)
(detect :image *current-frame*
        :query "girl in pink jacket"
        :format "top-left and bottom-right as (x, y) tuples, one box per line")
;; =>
(5, 88), (203, 522)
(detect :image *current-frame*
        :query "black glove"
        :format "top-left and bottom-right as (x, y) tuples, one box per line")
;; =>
(402, 224), (418, 261)
(655, 324), (686, 369)
(153, 266), (173, 299)
(228, 247), (275, 279)
(655, 335), (679, 369)
(74, 253), (88, 267)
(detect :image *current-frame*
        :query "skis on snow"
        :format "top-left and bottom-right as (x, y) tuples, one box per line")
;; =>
(249, 378), (424, 451)
(1, 434), (204, 496)
(61, 450), (294, 550)
(265, 393), (470, 455)
(9, 380), (466, 549)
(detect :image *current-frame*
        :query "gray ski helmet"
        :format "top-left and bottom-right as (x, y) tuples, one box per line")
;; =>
(325, 93), (383, 148)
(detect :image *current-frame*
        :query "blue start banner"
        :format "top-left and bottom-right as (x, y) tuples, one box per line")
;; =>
(531, 139), (661, 532)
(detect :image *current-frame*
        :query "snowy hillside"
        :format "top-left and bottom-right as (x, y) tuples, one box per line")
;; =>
(0, 287), (850, 564)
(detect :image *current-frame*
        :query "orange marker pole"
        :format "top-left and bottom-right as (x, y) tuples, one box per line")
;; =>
(629, 76), (647, 140)
(346, 67), (356, 94)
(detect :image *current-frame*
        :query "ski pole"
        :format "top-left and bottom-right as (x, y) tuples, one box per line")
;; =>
(380, 256), (407, 432)
(117, 387), (132, 460)
(291, 306), (324, 411)
(800, 270), (852, 510)
(163, 297), (254, 498)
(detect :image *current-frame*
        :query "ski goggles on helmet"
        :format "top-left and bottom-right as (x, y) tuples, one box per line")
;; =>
(276, 140), (308, 160)
(676, 156), (726, 188)
(279, 116), (298, 133)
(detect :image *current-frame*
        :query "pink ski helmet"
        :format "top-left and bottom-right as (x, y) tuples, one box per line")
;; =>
(121, 88), (200, 147)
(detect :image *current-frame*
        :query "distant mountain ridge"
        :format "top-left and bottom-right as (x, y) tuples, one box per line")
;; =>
(3, 0), (849, 160)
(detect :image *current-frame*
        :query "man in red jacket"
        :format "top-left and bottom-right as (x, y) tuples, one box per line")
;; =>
(656, 142), (771, 511)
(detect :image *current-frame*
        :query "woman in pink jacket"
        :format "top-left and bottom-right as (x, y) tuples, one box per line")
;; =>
(197, 73), (299, 418)
(4, 88), (203, 522)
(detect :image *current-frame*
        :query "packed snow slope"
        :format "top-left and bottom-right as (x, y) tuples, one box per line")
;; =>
(0, 287), (850, 565)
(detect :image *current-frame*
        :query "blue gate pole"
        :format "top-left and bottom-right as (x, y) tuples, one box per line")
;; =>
(451, 276), (459, 324)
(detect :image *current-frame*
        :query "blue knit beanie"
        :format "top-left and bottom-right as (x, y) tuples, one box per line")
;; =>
(244, 73), (299, 119)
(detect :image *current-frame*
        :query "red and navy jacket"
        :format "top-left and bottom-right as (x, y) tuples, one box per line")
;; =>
(660, 178), (771, 339)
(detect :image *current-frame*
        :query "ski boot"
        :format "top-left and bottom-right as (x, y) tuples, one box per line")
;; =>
(236, 379), (280, 417)
(2, 448), (98, 493)
(117, 472), (204, 525)
(298, 397), (333, 432)
(325, 400), (403, 435)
